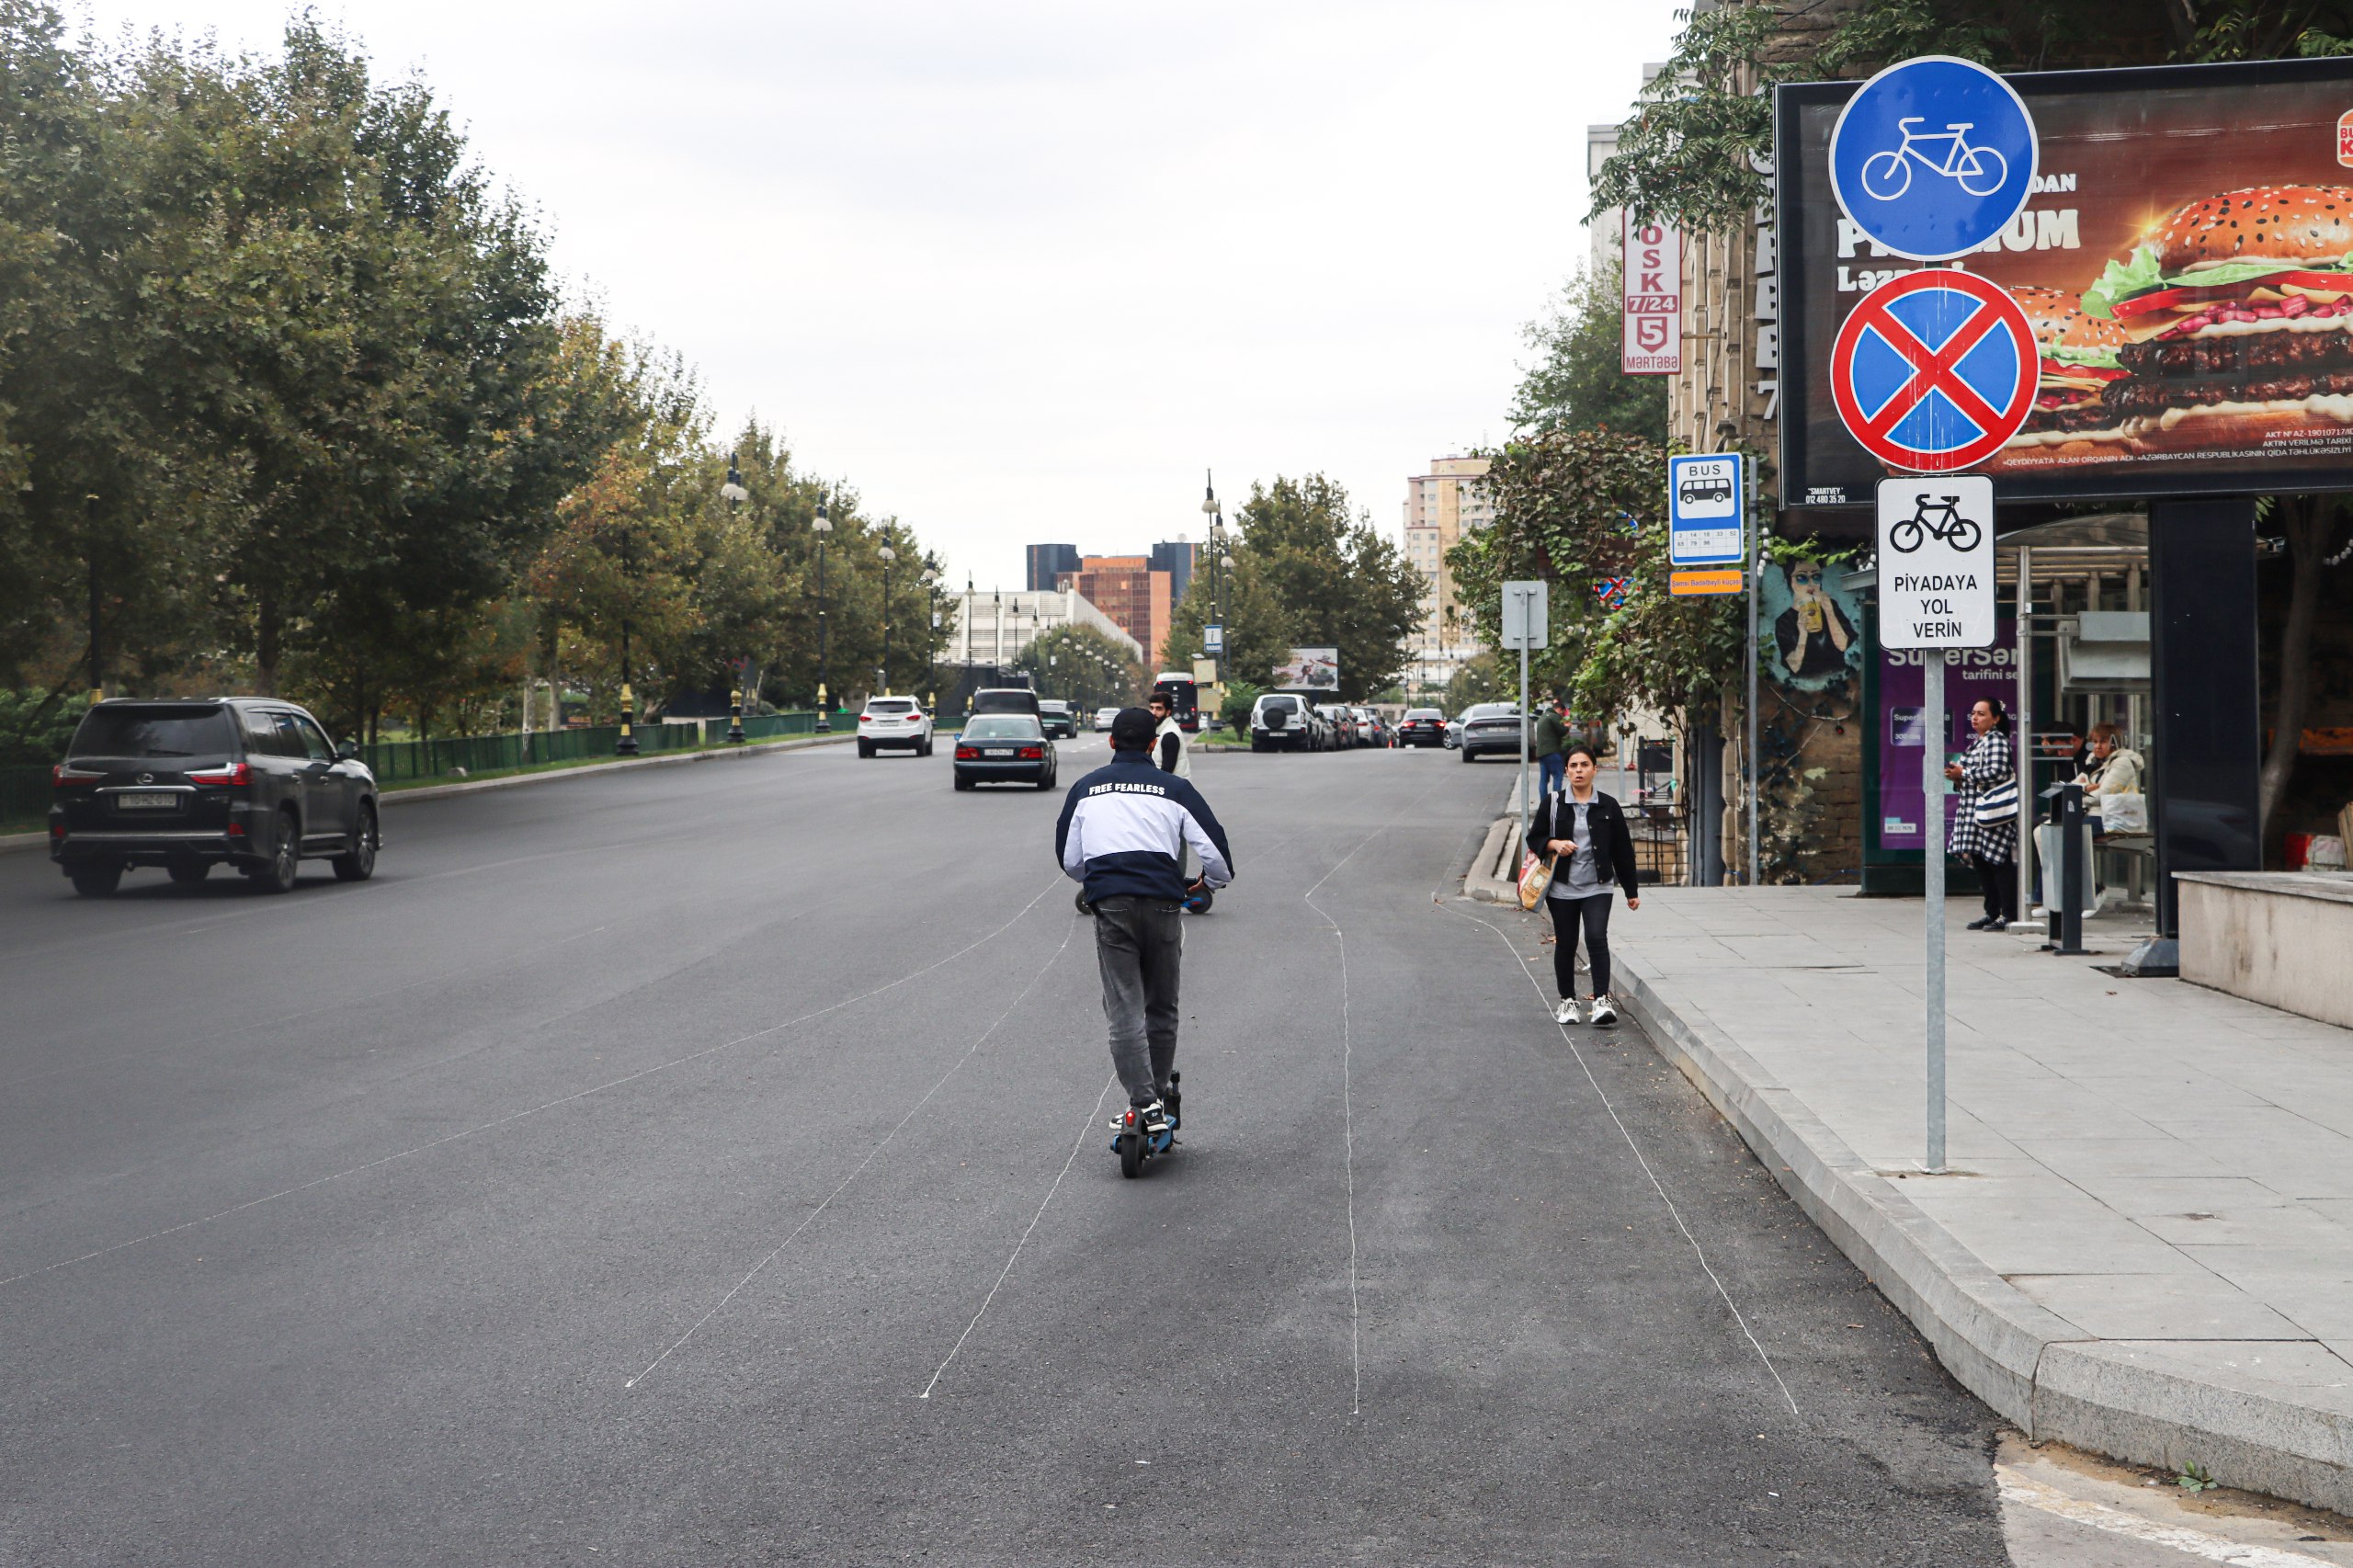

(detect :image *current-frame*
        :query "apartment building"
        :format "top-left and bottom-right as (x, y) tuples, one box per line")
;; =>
(1403, 455), (1493, 663)
(1057, 556), (1172, 667)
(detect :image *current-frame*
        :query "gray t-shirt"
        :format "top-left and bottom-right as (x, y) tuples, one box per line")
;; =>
(1549, 795), (1604, 899)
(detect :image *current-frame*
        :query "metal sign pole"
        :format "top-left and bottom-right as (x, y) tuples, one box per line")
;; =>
(1746, 457), (1761, 887)
(1518, 637), (1532, 854)
(1924, 651), (1948, 1174)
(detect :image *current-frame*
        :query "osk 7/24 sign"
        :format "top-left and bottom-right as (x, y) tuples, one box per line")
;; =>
(1622, 212), (1681, 375)
(1876, 475), (1995, 648)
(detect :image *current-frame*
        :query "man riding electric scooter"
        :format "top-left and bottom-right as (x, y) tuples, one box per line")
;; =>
(1054, 707), (1233, 1146)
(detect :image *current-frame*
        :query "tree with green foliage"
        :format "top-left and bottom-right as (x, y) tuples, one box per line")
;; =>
(1509, 263), (1668, 441)
(1449, 427), (1745, 727)
(1013, 622), (1142, 711)
(1211, 474), (1425, 701)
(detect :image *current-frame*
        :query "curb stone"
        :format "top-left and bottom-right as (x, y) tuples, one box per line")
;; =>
(1608, 951), (2353, 1516)
(0, 731), (858, 855)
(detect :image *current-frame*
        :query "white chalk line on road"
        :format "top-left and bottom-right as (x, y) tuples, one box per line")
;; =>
(628, 909), (1082, 1389)
(1441, 899), (1803, 1423)
(1301, 777), (1452, 1418)
(0, 874), (1073, 1290)
(919, 1075), (1116, 1401)
(1998, 1467), (2337, 1567)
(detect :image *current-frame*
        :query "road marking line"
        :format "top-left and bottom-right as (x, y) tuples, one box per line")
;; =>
(1998, 1467), (2336, 1566)
(920, 1075), (1116, 1401)
(630, 913), (1081, 1389)
(1302, 777), (1452, 1418)
(1, 875), (1073, 1290)
(1444, 900), (1803, 1422)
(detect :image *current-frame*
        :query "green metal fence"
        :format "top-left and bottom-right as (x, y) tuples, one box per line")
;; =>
(362, 711), (824, 782)
(0, 712), (838, 814)
(2, 765), (50, 825)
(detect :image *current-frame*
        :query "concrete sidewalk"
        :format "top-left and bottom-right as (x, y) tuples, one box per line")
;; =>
(1601, 886), (2353, 1514)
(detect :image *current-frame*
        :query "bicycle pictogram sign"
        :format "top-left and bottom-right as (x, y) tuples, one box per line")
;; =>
(1860, 119), (2009, 202)
(1828, 54), (2036, 260)
(1886, 494), (1984, 554)
(1828, 267), (2035, 473)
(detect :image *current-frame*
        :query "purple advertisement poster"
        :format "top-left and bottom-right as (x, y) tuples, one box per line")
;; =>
(1879, 631), (2019, 852)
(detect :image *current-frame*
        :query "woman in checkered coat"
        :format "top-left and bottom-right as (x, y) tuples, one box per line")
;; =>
(1945, 697), (2019, 929)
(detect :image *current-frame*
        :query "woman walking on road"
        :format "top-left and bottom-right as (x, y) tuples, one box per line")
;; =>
(1946, 697), (2020, 931)
(1526, 744), (1640, 1027)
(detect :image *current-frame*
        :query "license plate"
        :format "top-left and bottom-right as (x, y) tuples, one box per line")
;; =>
(117, 792), (176, 810)
(985, 748), (1015, 757)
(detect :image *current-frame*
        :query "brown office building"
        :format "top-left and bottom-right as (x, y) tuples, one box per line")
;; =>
(1057, 556), (1172, 667)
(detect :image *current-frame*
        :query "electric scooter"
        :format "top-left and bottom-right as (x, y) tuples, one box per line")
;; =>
(1108, 1073), (1181, 1177)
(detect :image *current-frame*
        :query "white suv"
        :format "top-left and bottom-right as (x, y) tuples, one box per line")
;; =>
(858, 696), (933, 757)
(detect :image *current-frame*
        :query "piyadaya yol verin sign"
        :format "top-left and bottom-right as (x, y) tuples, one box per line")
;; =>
(1779, 55), (2353, 505)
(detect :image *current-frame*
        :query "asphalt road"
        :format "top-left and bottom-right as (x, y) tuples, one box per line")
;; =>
(1, 736), (2018, 1566)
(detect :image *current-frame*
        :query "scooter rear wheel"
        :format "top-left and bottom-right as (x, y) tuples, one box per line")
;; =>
(1119, 1131), (1144, 1179)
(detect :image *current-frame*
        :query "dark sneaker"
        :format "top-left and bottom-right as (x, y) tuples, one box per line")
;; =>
(1964, 916), (1995, 931)
(1138, 1099), (1172, 1136)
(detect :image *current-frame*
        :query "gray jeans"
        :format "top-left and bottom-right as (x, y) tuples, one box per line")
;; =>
(1091, 896), (1183, 1108)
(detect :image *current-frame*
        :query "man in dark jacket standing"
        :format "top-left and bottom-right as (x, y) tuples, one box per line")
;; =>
(1533, 699), (1570, 799)
(1056, 708), (1233, 1134)
(1526, 743), (1640, 1026)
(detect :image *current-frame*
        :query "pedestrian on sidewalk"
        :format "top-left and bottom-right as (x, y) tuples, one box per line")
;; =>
(1056, 708), (1233, 1133)
(1533, 699), (1570, 799)
(1945, 697), (2020, 930)
(1527, 743), (1640, 1027)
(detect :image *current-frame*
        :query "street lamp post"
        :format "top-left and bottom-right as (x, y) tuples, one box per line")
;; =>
(722, 458), (751, 743)
(615, 516), (640, 756)
(813, 494), (834, 731)
(878, 541), (897, 696)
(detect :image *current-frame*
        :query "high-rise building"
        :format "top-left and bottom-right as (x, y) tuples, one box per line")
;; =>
(1402, 455), (1493, 696)
(1059, 555), (1172, 668)
(1148, 540), (1196, 610)
(1025, 543), (1081, 593)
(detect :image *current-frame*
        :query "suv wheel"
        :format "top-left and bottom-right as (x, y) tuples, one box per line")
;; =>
(334, 803), (378, 882)
(248, 810), (300, 893)
(858, 739), (875, 758)
(166, 860), (210, 885)
(70, 863), (123, 898)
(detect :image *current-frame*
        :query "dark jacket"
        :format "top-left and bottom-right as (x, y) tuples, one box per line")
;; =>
(1526, 789), (1641, 903)
(1056, 750), (1233, 903)
(1533, 711), (1569, 758)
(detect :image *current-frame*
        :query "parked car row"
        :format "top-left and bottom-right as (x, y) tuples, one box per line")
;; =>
(1245, 696), (1391, 753)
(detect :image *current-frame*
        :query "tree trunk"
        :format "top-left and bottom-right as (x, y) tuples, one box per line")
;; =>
(256, 587), (280, 698)
(2257, 496), (2336, 846)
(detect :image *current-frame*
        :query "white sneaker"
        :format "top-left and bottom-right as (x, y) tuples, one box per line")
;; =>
(1588, 994), (1619, 1027)
(1552, 997), (1582, 1025)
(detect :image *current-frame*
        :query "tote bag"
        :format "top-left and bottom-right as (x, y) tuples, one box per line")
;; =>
(1972, 778), (2018, 825)
(1517, 850), (1556, 911)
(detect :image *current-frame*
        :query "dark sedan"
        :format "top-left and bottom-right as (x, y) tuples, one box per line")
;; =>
(1395, 708), (1449, 747)
(952, 714), (1059, 790)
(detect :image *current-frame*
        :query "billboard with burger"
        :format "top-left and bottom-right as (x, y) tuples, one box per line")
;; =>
(1778, 56), (2353, 506)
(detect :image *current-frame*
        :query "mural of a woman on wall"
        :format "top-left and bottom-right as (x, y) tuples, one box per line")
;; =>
(1766, 557), (1862, 689)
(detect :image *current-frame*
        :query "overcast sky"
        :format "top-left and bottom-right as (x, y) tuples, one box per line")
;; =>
(77, 0), (1680, 590)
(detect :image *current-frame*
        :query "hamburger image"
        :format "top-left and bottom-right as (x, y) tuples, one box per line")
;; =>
(2082, 185), (2353, 447)
(2002, 285), (2131, 450)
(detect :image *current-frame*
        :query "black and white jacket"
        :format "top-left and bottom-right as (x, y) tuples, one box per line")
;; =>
(1525, 789), (1642, 903)
(1056, 751), (1233, 903)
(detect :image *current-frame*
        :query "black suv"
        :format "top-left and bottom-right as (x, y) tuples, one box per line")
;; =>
(49, 698), (380, 896)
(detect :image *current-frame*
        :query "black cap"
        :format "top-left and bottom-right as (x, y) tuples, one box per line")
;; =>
(1109, 707), (1158, 749)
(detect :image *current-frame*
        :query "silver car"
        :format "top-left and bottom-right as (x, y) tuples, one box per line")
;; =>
(1457, 703), (1526, 763)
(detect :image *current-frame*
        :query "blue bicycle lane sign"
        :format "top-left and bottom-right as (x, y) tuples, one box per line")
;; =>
(1828, 56), (2037, 261)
